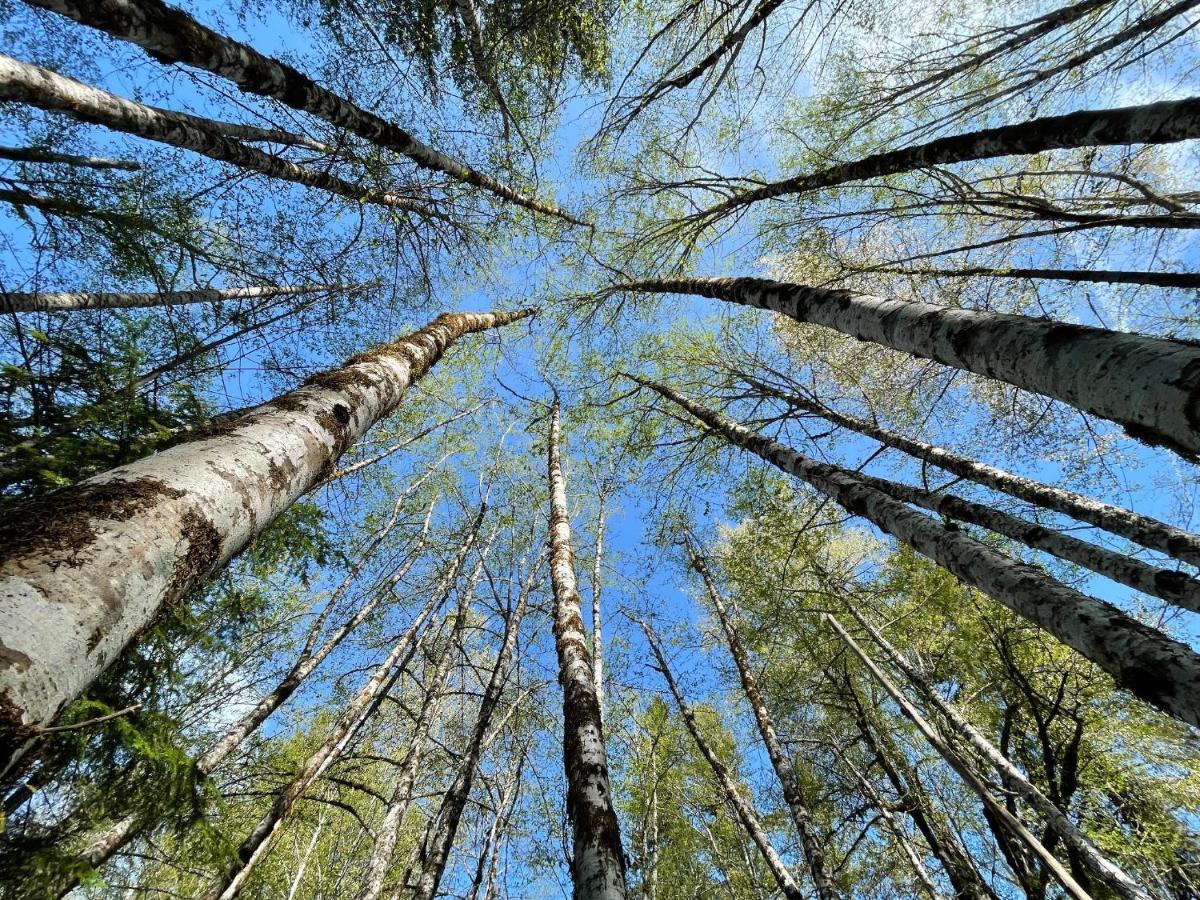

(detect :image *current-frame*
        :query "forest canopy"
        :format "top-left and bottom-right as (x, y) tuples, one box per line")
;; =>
(1, 0), (1200, 898)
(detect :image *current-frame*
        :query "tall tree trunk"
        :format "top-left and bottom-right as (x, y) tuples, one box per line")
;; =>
(742, 376), (1200, 566)
(24, 0), (584, 224)
(877, 266), (1200, 290)
(285, 815), (325, 900)
(464, 752), (524, 900)
(591, 491), (608, 731)
(547, 398), (628, 899)
(624, 277), (1200, 459)
(404, 552), (544, 900)
(843, 604), (1152, 900)
(0, 145), (139, 169)
(0, 283), (332, 314)
(826, 614), (1094, 900)
(0, 307), (533, 768)
(682, 537), (840, 898)
(202, 506), (487, 900)
(700, 92), (1200, 219)
(637, 617), (804, 900)
(631, 377), (1200, 726)
(0, 56), (447, 220)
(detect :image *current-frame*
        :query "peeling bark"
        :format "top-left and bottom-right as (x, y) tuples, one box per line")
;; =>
(637, 618), (803, 900)
(547, 399), (628, 900)
(625, 276), (1200, 458)
(745, 377), (1200, 566)
(0, 55), (445, 219)
(0, 307), (534, 768)
(845, 604), (1153, 900)
(0, 283), (329, 313)
(633, 377), (1200, 726)
(683, 537), (840, 898)
(24, 0), (584, 224)
(702, 93), (1200, 219)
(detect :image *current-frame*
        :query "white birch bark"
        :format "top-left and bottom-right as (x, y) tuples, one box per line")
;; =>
(0, 55), (446, 219)
(464, 754), (523, 900)
(636, 618), (804, 900)
(547, 399), (628, 900)
(746, 377), (1200, 566)
(0, 307), (533, 768)
(24, 0), (584, 224)
(0, 145), (139, 169)
(0, 283), (329, 314)
(626, 277), (1200, 458)
(633, 376), (1200, 727)
(825, 615), (1095, 900)
(591, 493), (607, 731)
(203, 507), (486, 900)
(683, 537), (840, 898)
(844, 604), (1153, 900)
(285, 815), (325, 900)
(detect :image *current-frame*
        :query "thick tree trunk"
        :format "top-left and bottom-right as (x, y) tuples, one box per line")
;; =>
(0, 307), (533, 770)
(0, 283), (328, 314)
(633, 377), (1200, 726)
(701, 93), (1200, 218)
(638, 618), (803, 900)
(405, 553), (543, 900)
(0, 145), (139, 169)
(625, 277), (1200, 458)
(826, 615), (1094, 900)
(844, 604), (1152, 900)
(24, 0), (583, 224)
(203, 507), (486, 900)
(683, 537), (839, 898)
(0, 55), (446, 219)
(853, 470), (1200, 612)
(547, 399), (628, 900)
(880, 266), (1200, 290)
(744, 376), (1200, 566)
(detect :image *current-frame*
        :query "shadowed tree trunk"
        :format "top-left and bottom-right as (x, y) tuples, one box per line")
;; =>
(547, 398), (628, 899)
(624, 277), (1200, 459)
(0, 145), (139, 169)
(741, 375), (1200, 566)
(873, 266), (1200, 289)
(637, 617), (804, 900)
(0, 55), (447, 220)
(0, 283), (330, 314)
(682, 536), (840, 898)
(630, 376), (1200, 726)
(0, 306), (533, 771)
(843, 603), (1152, 900)
(24, 0), (584, 224)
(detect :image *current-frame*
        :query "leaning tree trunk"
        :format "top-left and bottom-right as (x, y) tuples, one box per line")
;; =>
(547, 398), (628, 900)
(0, 145), (140, 169)
(624, 277), (1200, 459)
(632, 377), (1200, 726)
(637, 618), (804, 900)
(0, 56), (446, 220)
(743, 376), (1200, 566)
(843, 604), (1152, 900)
(881, 266), (1200, 290)
(825, 615), (1094, 900)
(405, 553), (543, 900)
(699, 93), (1200, 219)
(0, 283), (331, 314)
(203, 509), (486, 900)
(0, 306), (533, 771)
(24, 0), (583, 224)
(683, 537), (840, 899)
(591, 491), (608, 730)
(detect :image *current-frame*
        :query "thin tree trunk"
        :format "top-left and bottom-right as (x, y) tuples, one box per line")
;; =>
(285, 815), (325, 900)
(0, 55), (448, 220)
(631, 377), (1200, 726)
(0, 283), (330, 314)
(853, 468), (1200, 612)
(202, 506), (487, 900)
(464, 753), (524, 900)
(405, 552), (544, 900)
(826, 614), (1094, 900)
(450, 0), (513, 139)
(844, 604), (1153, 900)
(700, 93), (1200, 218)
(25, 0), (584, 224)
(624, 276), (1200, 459)
(547, 398), (628, 899)
(0, 145), (139, 169)
(637, 618), (803, 900)
(591, 491), (608, 731)
(682, 536), (840, 898)
(157, 111), (328, 151)
(875, 266), (1200, 290)
(0, 306), (533, 772)
(742, 375), (1200, 566)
